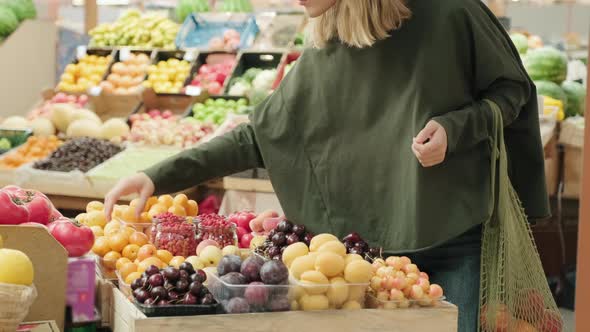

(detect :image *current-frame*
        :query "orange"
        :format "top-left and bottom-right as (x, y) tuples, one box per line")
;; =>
(122, 244), (140, 261)
(168, 205), (186, 217)
(115, 257), (132, 270)
(168, 256), (185, 268)
(173, 194), (188, 208)
(137, 244), (157, 261)
(123, 226), (136, 238)
(129, 232), (149, 246)
(121, 206), (139, 223)
(107, 231), (129, 253)
(125, 271), (142, 285)
(156, 250), (173, 264)
(104, 221), (121, 236)
(92, 236), (111, 257)
(148, 204), (167, 219)
(139, 212), (150, 223)
(119, 262), (138, 280)
(103, 251), (122, 270)
(186, 200), (198, 216)
(145, 196), (158, 211)
(157, 195), (174, 208)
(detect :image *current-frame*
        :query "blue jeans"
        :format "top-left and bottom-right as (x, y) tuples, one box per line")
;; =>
(402, 225), (482, 332)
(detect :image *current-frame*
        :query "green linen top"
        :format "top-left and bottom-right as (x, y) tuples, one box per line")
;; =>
(145, 0), (550, 252)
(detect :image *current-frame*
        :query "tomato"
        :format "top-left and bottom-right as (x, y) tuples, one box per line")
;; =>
(48, 218), (95, 257)
(0, 186), (57, 225)
(0, 191), (29, 225)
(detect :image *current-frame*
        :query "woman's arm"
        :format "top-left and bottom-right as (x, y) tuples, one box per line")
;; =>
(143, 122), (264, 195)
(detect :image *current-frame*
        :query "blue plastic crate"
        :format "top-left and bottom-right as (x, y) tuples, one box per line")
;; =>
(176, 13), (259, 50)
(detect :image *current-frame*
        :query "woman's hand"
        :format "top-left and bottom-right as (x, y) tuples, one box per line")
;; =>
(412, 120), (448, 167)
(104, 173), (155, 221)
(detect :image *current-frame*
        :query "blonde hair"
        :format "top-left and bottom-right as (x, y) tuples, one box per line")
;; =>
(310, 0), (411, 48)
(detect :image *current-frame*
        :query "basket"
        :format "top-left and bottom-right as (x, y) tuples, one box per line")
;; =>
(0, 283), (37, 332)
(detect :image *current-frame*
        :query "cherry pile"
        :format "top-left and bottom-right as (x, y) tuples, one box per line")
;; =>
(341, 232), (383, 261)
(131, 263), (216, 307)
(254, 220), (313, 261)
(151, 213), (197, 257)
(196, 213), (237, 247)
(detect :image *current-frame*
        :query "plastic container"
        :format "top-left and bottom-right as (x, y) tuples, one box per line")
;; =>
(94, 255), (117, 280)
(366, 293), (446, 310)
(196, 222), (238, 248)
(176, 13), (259, 50)
(134, 300), (220, 317)
(116, 271), (132, 298)
(154, 219), (197, 257)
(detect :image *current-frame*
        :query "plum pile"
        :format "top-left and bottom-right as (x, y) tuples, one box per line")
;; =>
(341, 232), (383, 262)
(131, 262), (216, 307)
(254, 219), (313, 261)
(209, 255), (291, 313)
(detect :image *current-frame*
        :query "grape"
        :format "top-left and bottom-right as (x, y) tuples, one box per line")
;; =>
(148, 274), (164, 287)
(157, 299), (170, 306)
(368, 247), (382, 258)
(134, 289), (150, 303)
(349, 247), (363, 255)
(145, 265), (160, 276)
(183, 292), (198, 305)
(189, 281), (202, 296)
(179, 270), (190, 281)
(276, 220), (293, 233)
(131, 278), (144, 290)
(355, 241), (369, 251)
(342, 232), (361, 243)
(292, 224), (306, 236)
(164, 280), (174, 290)
(176, 279), (190, 293)
(200, 293), (215, 305)
(244, 282), (269, 306)
(198, 286), (210, 298)
(163, 267), (180, 282)
(144, 298), (157, 306)
(260, 260), (288, 285)
(267, 246), (281, 258)
(218, 255), (242, 276)
(226, 297), (250, 314)
(302, 233), (313, 246)
(344, 240), (355, 250)
(268, 229), (277, 238)
(150, 286), (168, 300)
(192, 270), (207, 283)
(271, 232), (287, 246)
(168, 290), (181, 302)
(286, 233), (300, 245)
(180, 262), (196, 275)
(240, 256), (264, 282)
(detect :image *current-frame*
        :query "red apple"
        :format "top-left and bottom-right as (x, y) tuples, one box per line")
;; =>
(240, 233), (254, 249)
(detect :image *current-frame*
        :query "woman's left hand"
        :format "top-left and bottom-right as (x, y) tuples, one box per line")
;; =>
(412, 120), (448, 167)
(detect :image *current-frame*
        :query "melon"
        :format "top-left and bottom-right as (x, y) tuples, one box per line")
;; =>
(510, 33), (528, 55)
(524, 47), (568, 84)
(535, 80), (568, 110)
(561, 81), (586, 117)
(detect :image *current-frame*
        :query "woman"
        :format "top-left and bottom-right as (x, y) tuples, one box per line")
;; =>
(105, 1), (549, 330)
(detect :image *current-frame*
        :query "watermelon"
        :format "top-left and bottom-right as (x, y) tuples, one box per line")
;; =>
(535, 80), (568, 110)
(176, 0), (209, 23)
(561, 81), (586, 117)
(0, 6), (18, 39)
(510, 33), (528, 55)
(0, 0), (36, 22)
(524, 47), (568, 84)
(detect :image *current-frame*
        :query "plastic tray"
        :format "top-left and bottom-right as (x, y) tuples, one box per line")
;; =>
(366, 293), (446, 310)
(94, 255), (117, 281)
(116, 270), (132, 298)
(176, 13), (259, 50)
(0, 128), (32, 155)
(134, 300), (220, 317)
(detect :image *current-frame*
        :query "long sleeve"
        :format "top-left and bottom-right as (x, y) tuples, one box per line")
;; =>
(432, 1), (532, 154)
(143, 122), (264, 195)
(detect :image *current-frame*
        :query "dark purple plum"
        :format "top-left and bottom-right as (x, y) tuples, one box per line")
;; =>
(260, 260), (288, 285)
(145, 265), (160, 276)
(148, 273), (164, 287)
(226, 297), (250, 314)
(179, 262), (195, 275)
(240, 256), (264, 282)
(133, 289), (150, 303)
(150, 286), (168, 300)
(189, 281), (202, 296)
(217, 255), (242, 276)
(179, 270), (190, 281)
(292, 224), (305, 236)
(200, 293), (215, 305)
(286, 233), (300, 245)
(221, 272), (248, 297)
(244, 282), (269, 306)
(271, 232), (287, 246)
(162, 267), (180, 282)
(131, 278), (144, 290)
(268, 296), (291, 312)
(183, 292), (198, 305)
(276, 220), (293, 233)
(176, 279), (190, 293)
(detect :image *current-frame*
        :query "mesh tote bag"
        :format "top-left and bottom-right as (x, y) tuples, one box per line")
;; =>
(479, 101), (563, 332)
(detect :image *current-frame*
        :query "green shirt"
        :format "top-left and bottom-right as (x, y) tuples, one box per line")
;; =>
(145, 0), (549, 252)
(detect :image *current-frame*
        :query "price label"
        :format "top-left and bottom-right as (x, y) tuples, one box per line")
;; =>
(183, 49), (197, 62)
(119, 48), (132, 62)
(76, 45), (87, 60)
(89, 86), (102, 97)
(185, 86), (202, 96)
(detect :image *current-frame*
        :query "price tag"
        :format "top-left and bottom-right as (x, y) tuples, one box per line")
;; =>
(120, 48), (132, 62)
(185, 86), (202, 96)
(76, 45), (87, 60)
(183, 49), (197, 62)
(89, 86), (102, 97)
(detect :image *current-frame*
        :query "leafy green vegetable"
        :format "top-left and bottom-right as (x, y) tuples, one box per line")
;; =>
(0, 6), (19, 39)
(242, 68), (263, 83)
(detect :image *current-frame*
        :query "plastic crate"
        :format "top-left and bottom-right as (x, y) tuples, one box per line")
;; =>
(176, 13), (259, 50)
(224, 51), (283, 95)
(0, 128), (32, 155)
(134, 300), (220, 317)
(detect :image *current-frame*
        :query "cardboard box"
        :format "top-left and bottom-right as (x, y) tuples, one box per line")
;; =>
(0, 226), (68, 331)
(66, 257), (96, 323)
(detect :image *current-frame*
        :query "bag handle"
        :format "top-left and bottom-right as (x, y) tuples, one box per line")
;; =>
(484, 99), (509, 227)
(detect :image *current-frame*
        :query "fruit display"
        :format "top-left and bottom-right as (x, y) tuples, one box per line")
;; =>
(189, 98), (249, 126)
(283, 234), (373, 310)
(208, 30), (241, 52)
(47, 103), (130, 141)
(367, 257), (444, 309)
(341, 232), (383, 262)
(129, 109), (177, 123)
(100, 53), (152, 95)
(87, 147), (181, 180)
(176, 0), (209, 23)
(524, 47), (568, 84)
(208, 255), (291, 313)
(561, 80), (586, 117)
(253, 217), (314, 261)
(0, 136), (62, 169)
(152, 213), (197, 257)
(144, 58), (192, 94)
(33, 137), (122, 173)
(227, 211), (257, 248)
(26, 93), (89, 122)
(0, 186), (61, 225)
(0, 235), (34, 286)
(196, 214), (238, 248)
(109, 194), (199, 229)
(130, 262), (216, 308)
(57, 54), (112, 93)
(47, 218), (95, 257)
(535, 80), (568, 112)
(89, 10), (179, 49)
(127, 110), (213, 147)
(187, 56), (237, 95)
(228, 67), (278, 103)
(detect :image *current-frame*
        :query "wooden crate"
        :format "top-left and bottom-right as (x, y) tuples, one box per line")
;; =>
(111, 287), (458, 332)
